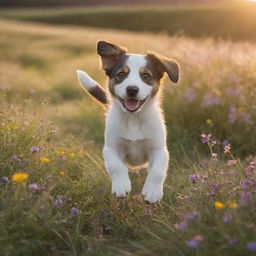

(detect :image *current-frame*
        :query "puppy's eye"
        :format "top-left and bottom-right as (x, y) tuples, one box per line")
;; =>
(116, 72), (126, 81)
(142, 73), (152, 80)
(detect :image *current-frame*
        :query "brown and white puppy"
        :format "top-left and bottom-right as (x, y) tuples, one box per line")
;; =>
(77, 41), (179, 203)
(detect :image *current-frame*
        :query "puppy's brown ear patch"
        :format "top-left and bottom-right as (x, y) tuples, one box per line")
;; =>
(97, 41), (127, 73)
(147, 52), (180, 84)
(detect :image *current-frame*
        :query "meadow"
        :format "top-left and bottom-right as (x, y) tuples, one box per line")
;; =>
(1, 2), (256, 40)
(0, 14), (255, 256)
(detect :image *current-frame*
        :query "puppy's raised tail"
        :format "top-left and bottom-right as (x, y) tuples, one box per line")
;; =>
(76, 70), (108, 105)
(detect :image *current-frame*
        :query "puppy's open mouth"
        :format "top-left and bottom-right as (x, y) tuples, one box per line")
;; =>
(118, 97), (147, 112)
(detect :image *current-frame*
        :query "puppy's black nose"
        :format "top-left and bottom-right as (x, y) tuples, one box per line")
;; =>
(126, 86), (139, 97)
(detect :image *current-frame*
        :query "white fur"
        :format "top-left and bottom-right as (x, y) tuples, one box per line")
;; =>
(114, 55), (153, 111)
(103, 54), (169, 203)
(77, 70), (97, 90)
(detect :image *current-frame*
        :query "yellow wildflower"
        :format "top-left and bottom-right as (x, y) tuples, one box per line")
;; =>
(206, 119), (213, 125)
(12, 173), (29, 183)
(69, 153), (76, 157)
(214, 201), (225, 209)
(227, 201), (238, 209)
(58, 149), (65, 155)
(40, 157), (50, 163)
(59, 171), (65, 175)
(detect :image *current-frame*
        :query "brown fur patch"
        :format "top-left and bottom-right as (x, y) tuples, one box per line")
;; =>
(97, 41), (127, 75)
(89, 86), (108, 105)
(147, 52), (180, 84)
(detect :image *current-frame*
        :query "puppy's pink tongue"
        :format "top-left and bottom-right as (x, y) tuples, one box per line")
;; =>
(124, 99), (140, 112)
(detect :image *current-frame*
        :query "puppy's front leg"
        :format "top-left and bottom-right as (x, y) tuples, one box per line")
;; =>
(142, 148), (169, 203)
(103, 146), (131, 198)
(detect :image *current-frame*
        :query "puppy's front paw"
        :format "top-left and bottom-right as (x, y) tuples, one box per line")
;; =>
(111, 176), (131, 198)
(142, 183), (163, 204)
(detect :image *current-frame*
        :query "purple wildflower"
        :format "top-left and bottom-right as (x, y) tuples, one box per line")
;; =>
(174, 221), (187, 231)
(189, 174), (199, 184)
(185, 195), (192, 200)
(28, 183), (41, 190)
(54, 196), (64, 208)
(1, 176), (9, 182)
(71, 207), (80, 215)
(10, 156), (21, 162)
(185, 212), (199, 221)
(224, 144), (231, 154)
(201, 133), (212, 144)
(240, 191), (251, 205)
(187, 235), (203, 249)
(200, 93), (221, 107)
(228, 238), (238, 246)
(223, 215), (233, 223)
(247, 242), (256, 252)
(31, 146), (40, 153)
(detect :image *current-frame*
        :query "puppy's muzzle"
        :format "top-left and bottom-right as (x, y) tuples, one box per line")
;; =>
(126, 86), (139, 97)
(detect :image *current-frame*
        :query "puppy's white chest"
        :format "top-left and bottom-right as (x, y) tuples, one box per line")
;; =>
(118, 118), (149, 141)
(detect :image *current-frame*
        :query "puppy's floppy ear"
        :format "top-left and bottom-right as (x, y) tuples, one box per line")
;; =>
(147, 52), (180, 84)
(97, 41), (126, 73)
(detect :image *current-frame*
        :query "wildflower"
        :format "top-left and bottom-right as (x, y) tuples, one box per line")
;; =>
(185, 195), (192, 200)
(69, 153), (76, 157)
(209, 183), (221, 196)
(54, 196), (64, 208)
(224, 144), (231, 154)
(185, 212), (199, 221)
(187, 235), (203, 249)
(240, 191), (251, 205)
(223, 215), (233, 223)
(28, 183), (41, 190)
(58, 149), (65, 155)
(1, 176), (9, 182)
(174, 221), (187, 231)
(227, 160), (236, 166)
(12, 173), (29, 183)
(189, 174), (199, 184)
(247, 242), (256, 252)
(11, 155), (21, 162)
(31, 146), (40, 153)
(206, 119), (213, 125)
(200, 93), (221, 107)
(227, 201), (238, 209)
(201, 133), (212, 144)
(71, 207), (80, 215)
(228, 238), (238, 246)
(214, 201), (225, 209)
(59, 171), (65, 175)
(40, 157), (50, 163)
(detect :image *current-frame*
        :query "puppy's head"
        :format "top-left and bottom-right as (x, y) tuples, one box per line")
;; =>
(97, 40), (180, 113)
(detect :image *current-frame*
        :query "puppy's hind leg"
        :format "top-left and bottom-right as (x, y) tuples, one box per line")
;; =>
(103, 147), (131, 198)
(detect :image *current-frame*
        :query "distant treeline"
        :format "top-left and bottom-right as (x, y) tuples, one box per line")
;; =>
(0, 0), (234, 8)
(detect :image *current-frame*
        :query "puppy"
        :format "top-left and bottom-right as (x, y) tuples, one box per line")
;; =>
(77, 41), (180, 203)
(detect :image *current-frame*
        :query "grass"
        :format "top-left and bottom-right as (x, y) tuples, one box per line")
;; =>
(2, 3), (256, 40)
(0, 18), (255, 255)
